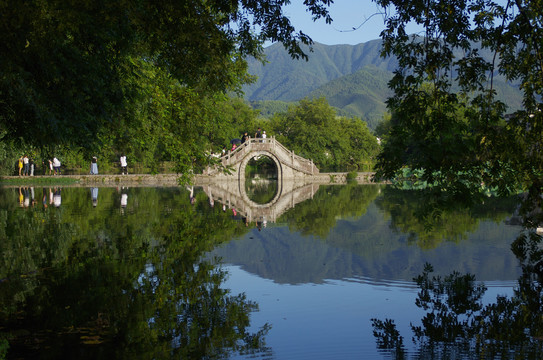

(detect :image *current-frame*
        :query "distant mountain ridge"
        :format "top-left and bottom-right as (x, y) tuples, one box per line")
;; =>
(244, 39), (396, 102)
(244, 40), (523, 129)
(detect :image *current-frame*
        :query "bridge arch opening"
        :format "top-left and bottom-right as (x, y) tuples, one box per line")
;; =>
(244, 155), (279, 204)
(238, 150), (283, 207)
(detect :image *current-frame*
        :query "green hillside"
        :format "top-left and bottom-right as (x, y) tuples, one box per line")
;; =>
(250, 99), (349, 120)
(243, 39), (396, 102)
(244, 40), (524, 129)
(307, 66), (393, 129)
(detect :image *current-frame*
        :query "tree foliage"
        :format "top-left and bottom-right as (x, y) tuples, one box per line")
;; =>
(373, 0), (543, 194)
(0, 0), (333, 174)
(269, 98), (380, 171)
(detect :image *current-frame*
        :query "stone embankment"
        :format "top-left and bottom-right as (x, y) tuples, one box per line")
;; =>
(1, 172), (383, 186)
(1, 174), (180, 187)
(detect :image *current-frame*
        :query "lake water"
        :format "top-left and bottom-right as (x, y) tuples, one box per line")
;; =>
(0, 184), (539, 359)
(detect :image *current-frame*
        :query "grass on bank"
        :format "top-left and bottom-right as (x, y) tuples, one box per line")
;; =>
(0, 177), (79, 186)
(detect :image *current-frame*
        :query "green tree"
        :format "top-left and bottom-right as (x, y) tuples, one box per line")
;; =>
(270, 97), (379, 171)
(1, 0), (333, 171)
(373, 0), (543, 194)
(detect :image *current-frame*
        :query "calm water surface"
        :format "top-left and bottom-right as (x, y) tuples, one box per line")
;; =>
(0, 184), (533, 359)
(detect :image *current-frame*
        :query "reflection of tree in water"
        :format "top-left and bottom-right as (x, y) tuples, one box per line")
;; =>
(375, 187), (519, 249)
(0, 187), (270, 358)
(372, 191), (543, 359)
(279, 183), (382, 238)
(245, 179), (278, 204)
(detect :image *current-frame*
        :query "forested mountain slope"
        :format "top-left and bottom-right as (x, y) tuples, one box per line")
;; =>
(243, 40), (396, 101)
(244, 40), (523, 128)
(307, 66), (393, 129)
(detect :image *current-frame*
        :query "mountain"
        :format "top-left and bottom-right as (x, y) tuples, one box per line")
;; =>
(307, 65), (393, 129)
(244, 39), (396, 102)
(243, 40), (524, 129)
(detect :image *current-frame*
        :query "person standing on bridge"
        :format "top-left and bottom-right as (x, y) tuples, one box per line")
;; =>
(241, 132), (249, 144)
(255, 127), (262, 141)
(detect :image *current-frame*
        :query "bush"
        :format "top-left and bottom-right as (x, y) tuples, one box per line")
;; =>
(346, 171), (358, 182)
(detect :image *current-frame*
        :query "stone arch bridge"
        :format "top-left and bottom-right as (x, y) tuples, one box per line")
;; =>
(205, 137), (319, 181)
(196, 137), (376, 223)
(199, 137), (321, 223)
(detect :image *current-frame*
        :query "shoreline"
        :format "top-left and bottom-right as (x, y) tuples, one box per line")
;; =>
(0, 172), (383, 187)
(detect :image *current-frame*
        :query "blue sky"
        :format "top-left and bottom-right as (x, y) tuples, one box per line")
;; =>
(283, 1), (391, 45)
(281, 0), (509, 46)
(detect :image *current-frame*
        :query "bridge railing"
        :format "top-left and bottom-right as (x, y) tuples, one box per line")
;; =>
(267, 138), (318, 175)
(221, 137), (318, 175)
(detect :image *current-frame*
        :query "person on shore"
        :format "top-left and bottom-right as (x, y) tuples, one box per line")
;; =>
(23, 155), (29, 176)
(30, 158), (34, 176)
(90, 156), (98, 175)
(41, 158), (47, 175)
(53, 157), (61, 175)
(120, 155), (127, 175)
(48, 159), (53, 175)
(18, 156), (23, 176)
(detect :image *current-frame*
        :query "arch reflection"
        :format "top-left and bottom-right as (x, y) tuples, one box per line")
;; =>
(245, 155), (279, 204)
(198, 179), (320, 223)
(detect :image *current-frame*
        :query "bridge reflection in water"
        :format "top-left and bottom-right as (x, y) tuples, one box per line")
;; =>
(198, 179), (321, 224)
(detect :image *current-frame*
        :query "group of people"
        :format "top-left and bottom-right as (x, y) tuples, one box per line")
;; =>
(16, 154), (129, 176)
(231, 127), (268, 151)
(17, 155), (32, 176)
(18, 156), (62, 176)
